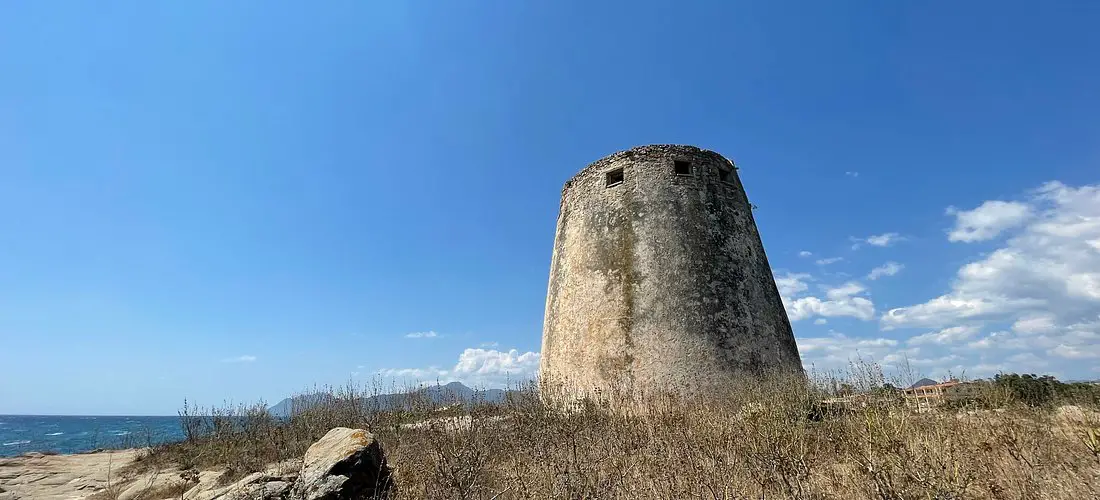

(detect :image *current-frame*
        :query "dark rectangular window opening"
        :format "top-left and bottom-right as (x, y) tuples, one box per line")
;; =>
(674, 160), (692, 176)
(606, 168), (624, 187)
(718, 168), (731, 183)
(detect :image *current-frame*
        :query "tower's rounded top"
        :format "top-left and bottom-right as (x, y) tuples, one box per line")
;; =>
(563, 144), (733, 193)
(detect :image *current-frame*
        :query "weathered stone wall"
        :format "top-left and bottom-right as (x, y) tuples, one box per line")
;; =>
(540, 144), (803, 400)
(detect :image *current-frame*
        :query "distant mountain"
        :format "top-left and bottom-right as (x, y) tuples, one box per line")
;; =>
(267, 392), (337, 418)
(267, 382), (513, 418)
(419, 381), (508, 405)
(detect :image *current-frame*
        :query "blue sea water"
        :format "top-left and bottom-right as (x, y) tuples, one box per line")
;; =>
(0, 415), (185, 457)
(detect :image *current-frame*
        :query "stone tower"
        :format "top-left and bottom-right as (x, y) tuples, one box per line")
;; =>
(539, 144), (803, 401)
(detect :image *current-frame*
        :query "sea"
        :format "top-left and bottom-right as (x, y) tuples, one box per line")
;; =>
(0, 415), (185, 457)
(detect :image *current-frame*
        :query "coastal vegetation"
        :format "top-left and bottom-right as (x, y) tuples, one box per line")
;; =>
(127, 362), (1100, 499)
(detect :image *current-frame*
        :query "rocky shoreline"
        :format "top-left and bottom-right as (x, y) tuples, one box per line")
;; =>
(0, 428), (390, 500)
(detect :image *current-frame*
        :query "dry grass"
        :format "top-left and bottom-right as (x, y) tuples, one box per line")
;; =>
(137, 364), (1100, 499)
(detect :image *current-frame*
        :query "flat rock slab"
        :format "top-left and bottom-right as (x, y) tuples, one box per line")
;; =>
(0, 449), (142, 500)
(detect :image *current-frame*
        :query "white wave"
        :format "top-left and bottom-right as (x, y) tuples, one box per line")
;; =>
(45, 432), (64, 436)
(3, 440), (31, 446)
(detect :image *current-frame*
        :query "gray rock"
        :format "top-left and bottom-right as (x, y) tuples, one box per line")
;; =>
(290, 428), (392, 500)
(117, 470), (190, 500)
(261, 480), (291, 497)
(188, 471), (282, 500)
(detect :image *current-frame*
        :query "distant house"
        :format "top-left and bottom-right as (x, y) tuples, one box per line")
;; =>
(818, 379), (987, 413)
(908, 378), (939, 390)
(903, 379), (962, 412)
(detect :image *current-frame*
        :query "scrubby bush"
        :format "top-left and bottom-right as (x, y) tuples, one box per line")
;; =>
(994, 373), (1061, 407)
(939, 373), (1100, 410)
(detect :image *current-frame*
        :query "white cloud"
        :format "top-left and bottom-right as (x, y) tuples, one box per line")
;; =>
(787, 282), (875, 322)
(452, 348), (540, 384)
(813, 318), (827, 325)
(788, 296), (875, 321)
(378, 366), (446, 380)
(946, 200), (1032, 243)
(867, 261), (904, 280)
(479, 341), (500, 348)
(797, 334), (897, 353)
(1049, 344), (1100, 360)
(815, 257), (844, 266)
(379, 348), (540, 388)
(774, 272), (811, 299)
(1006, 352), (1048, 368)
(825, 281), (865, 300)
(798, 250), (813, 258)
(1011, 314), (1058, 335)
(222, 355), (257, 363)
(845, 171), (859, 178)
(882, 295), (1040, 329)
(966, 331), (1013, 350)
(851, 233), (905, 250)
(866, 233), (902, 247)
(907, 325), (981, 346)
(405, 331), (439, 339)
(883, 181), (1100, 378)
(968, 364), (1013, 377)
(795, 332), (905, 372)
(777, 275), (875, 322)
(884, 354), (962, 368)
(965, 318), (1100, 354)
(885, 181), (1100, 330)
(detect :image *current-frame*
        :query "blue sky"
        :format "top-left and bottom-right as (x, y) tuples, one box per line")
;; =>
(2, 1), (1098, 415)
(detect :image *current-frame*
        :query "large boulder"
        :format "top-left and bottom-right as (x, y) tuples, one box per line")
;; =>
(291, 427), (392, 500)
